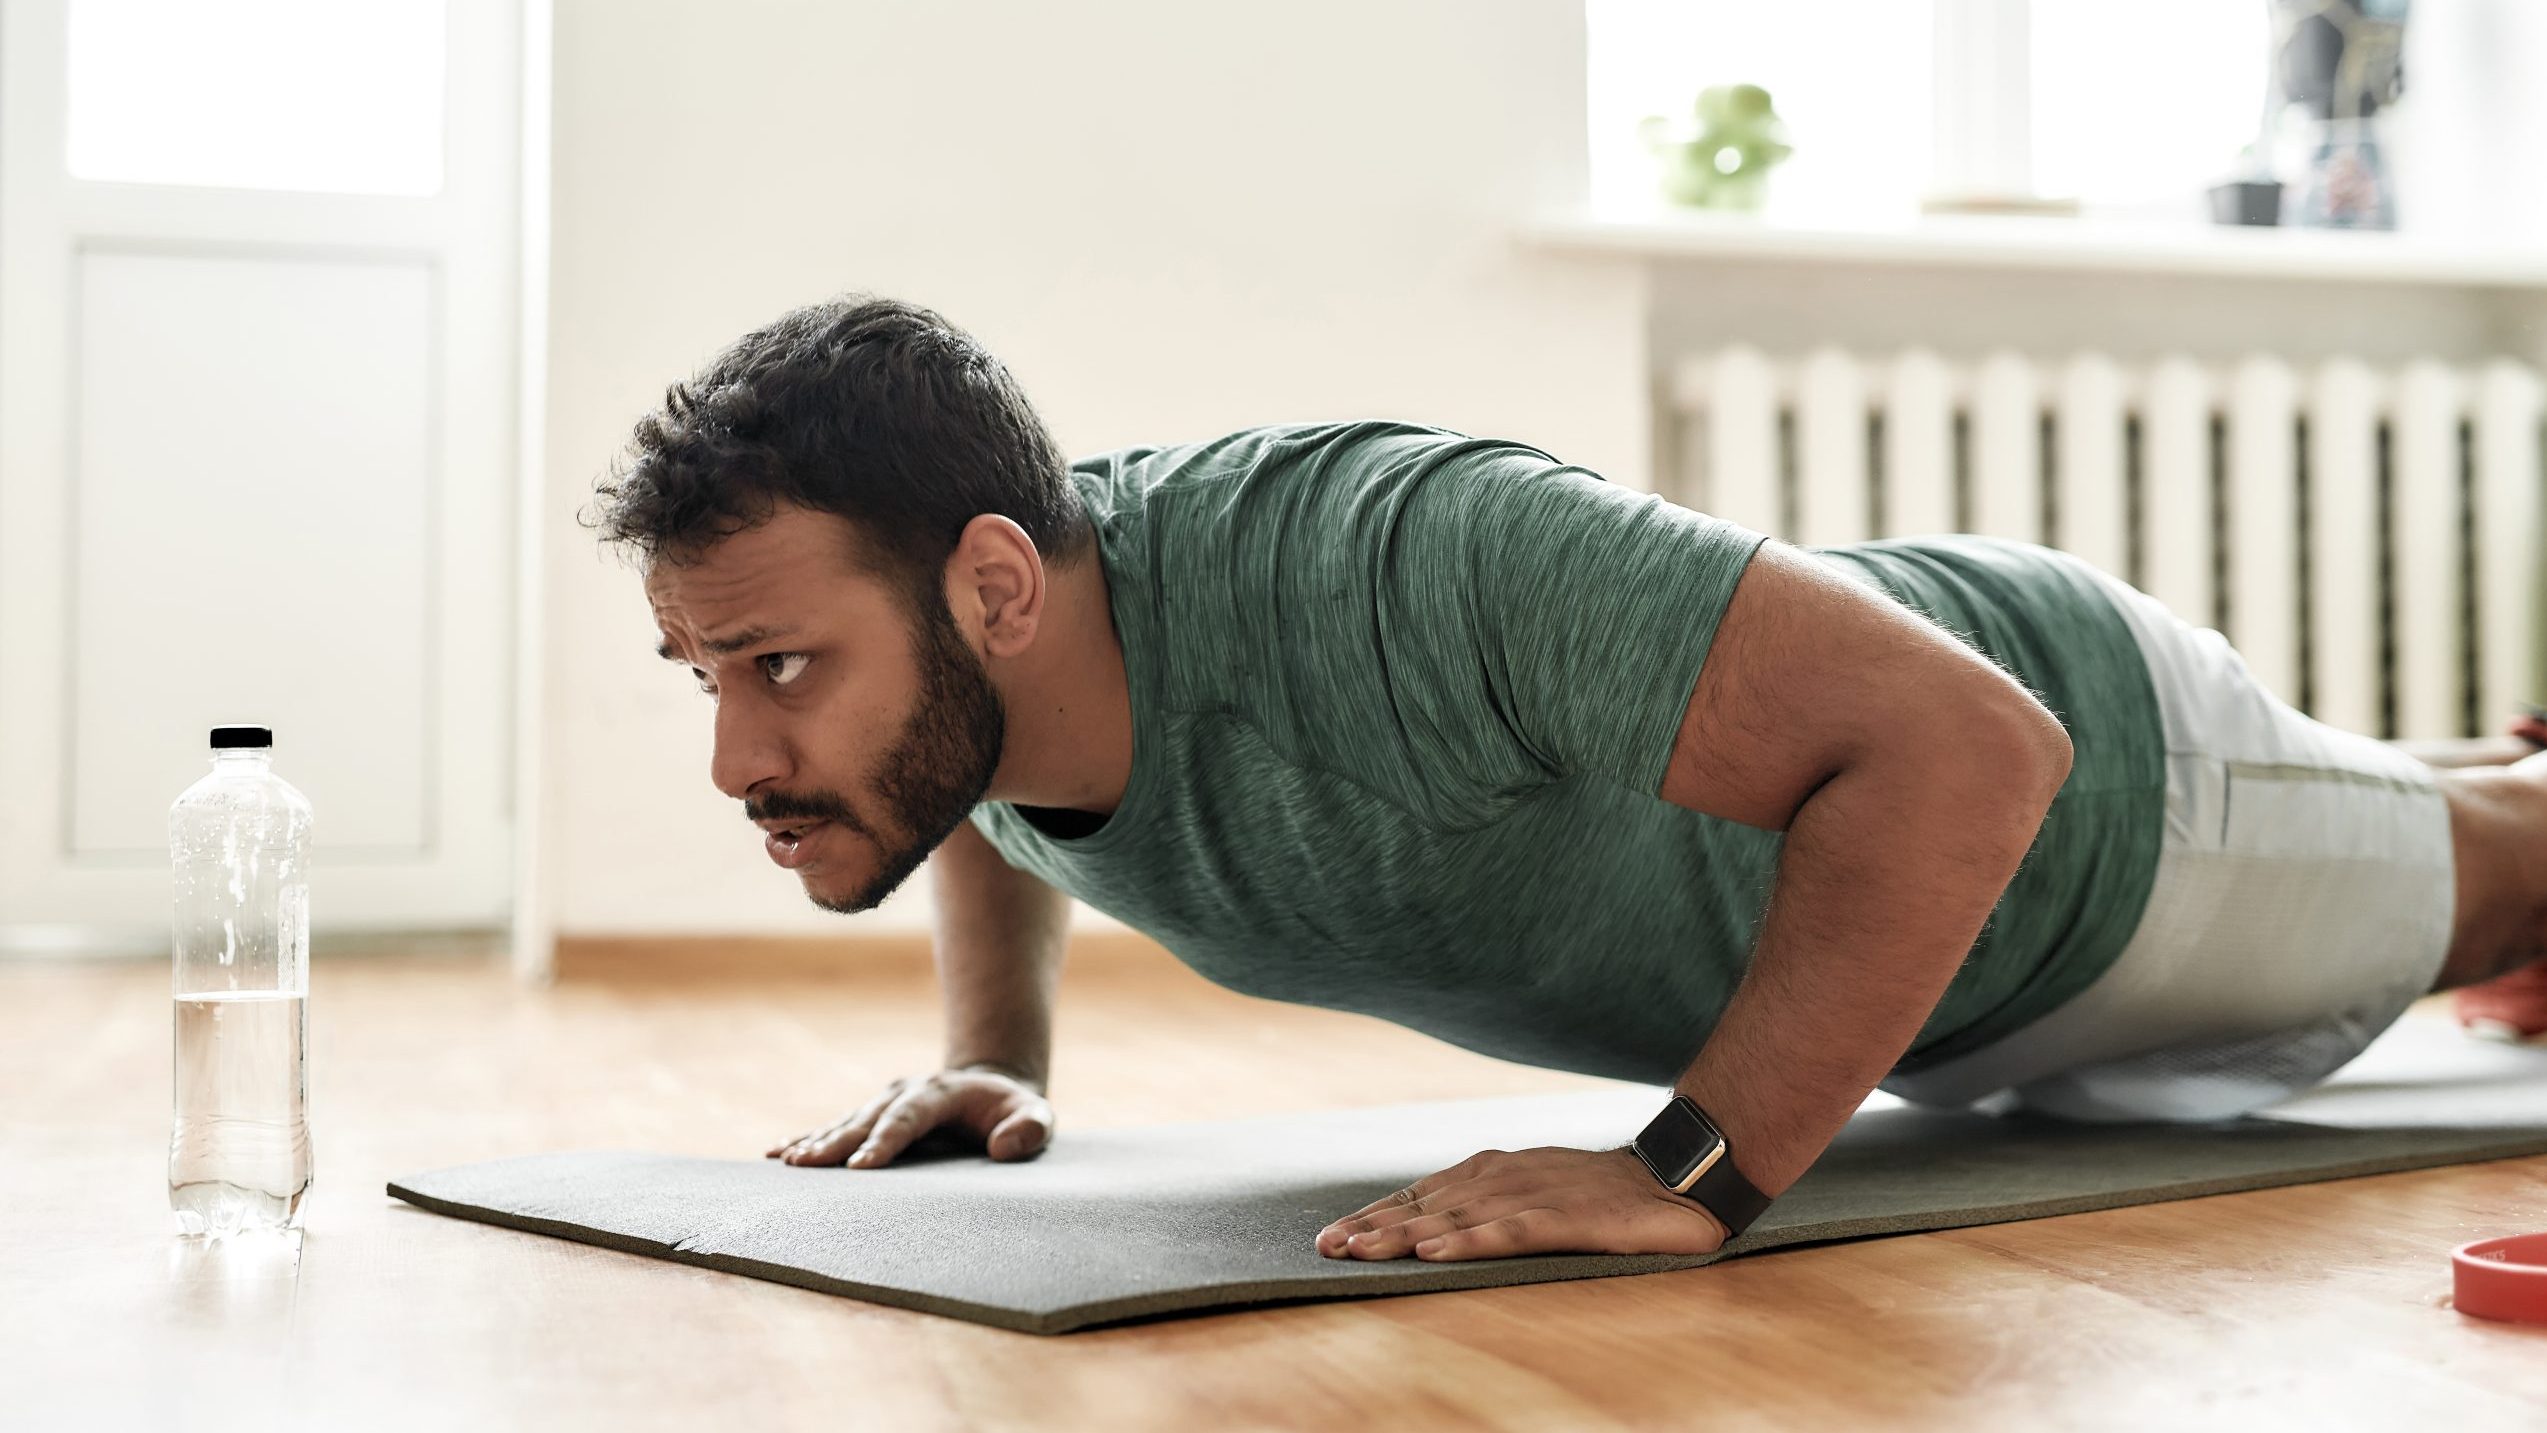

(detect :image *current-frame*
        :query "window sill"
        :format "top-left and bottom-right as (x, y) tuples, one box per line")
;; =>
(1520, 206), (2547, 290)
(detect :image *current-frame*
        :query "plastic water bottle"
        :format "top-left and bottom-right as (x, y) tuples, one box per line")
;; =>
(167, 724), (314, 1237)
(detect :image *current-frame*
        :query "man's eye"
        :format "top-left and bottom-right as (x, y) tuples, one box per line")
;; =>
(689, 654), (808, 698)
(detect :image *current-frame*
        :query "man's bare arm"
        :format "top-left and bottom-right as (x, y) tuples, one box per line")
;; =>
(766, 820), (1070, 1167)
(1661, 542), (2074, 1201)
(931, 817), (1073, 1090)
(1315, 541), (2074, 1264)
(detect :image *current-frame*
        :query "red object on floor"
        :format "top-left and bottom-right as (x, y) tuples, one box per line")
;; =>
(2451, 961), (2547, 1038)
(2454, 1233), (2547, 1324)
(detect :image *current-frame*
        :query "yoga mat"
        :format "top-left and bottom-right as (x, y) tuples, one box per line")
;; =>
(389, 1015), (2547, 1334)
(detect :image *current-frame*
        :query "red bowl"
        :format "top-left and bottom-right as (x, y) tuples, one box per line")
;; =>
(2452, 1232), (2547, 1325)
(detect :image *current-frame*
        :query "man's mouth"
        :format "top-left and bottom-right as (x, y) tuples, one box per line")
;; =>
(765, 820), (831, 870)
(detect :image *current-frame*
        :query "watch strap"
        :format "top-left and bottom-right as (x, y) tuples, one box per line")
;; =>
(1686, 1136), (1772, 1238)
(1637, 1094), (1773, 1238)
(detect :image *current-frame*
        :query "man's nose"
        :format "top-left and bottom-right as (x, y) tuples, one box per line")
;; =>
(708, 699), (786, 801)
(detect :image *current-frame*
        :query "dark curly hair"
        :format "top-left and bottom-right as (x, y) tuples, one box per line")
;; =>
(584, 295), (1093, 608)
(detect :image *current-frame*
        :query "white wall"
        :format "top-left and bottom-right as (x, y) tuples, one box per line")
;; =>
(536, 0), (1647, 937)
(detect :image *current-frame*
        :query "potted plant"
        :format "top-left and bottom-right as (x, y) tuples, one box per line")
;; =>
(1639, 83), (1794, 212)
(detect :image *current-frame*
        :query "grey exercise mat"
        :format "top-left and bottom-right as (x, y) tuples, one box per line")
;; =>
(389, 1014), (2547, 1334)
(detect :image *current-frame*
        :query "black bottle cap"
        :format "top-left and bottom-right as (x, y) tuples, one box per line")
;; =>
(209, 725), (273, 749)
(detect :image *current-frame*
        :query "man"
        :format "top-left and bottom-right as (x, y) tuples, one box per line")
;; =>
(599, 295), (2547, 1266)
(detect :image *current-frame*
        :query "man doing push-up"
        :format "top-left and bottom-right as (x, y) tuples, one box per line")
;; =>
(598, 296), (2547, 1265)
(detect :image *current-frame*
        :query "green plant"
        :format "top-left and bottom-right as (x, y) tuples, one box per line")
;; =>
(1638, 84), (1793, 211)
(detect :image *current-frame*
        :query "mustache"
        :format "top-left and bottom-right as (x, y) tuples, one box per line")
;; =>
(745, 791), (862, 831)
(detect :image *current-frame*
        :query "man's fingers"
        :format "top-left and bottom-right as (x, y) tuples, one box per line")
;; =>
(983, 1104), (1054, 1161)
(1317, 1177), (1503, 1255)
(769, 1116), (855, 1159)
(1407, 1207), (1565, 1261)
(1319, 1150), (1510, 1245)
(1328, 1196), (1538, 1260)
(797, 1116), (883, 1166)
(772, 1090), (897, 1165)
(847, 1090), (942, 1168)
(767, 1119), (840, 1161)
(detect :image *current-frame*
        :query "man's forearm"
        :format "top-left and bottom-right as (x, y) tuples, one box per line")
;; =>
(1670, 716), (2070, 1200)
(930, 823), (1073, 1089)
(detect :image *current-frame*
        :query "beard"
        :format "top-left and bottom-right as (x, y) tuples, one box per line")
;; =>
(795, 591), (1006, 915)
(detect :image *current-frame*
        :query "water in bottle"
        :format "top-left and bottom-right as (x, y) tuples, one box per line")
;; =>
(168, 724), (314, 1237)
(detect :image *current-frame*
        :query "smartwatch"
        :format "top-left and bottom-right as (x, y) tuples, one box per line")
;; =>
(1631, 1094), (1772, 1239)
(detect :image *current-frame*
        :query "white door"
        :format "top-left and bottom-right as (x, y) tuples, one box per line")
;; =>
(0, 0), (521, 952)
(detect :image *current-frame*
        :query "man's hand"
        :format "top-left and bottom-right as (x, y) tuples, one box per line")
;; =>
(765, 1064), (1053, 1168)
(1314, 1146), (1730, 1262)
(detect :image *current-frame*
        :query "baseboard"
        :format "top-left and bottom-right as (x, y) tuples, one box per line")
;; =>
(2, 924), (512, 962)
(551, 927), (1178, 982)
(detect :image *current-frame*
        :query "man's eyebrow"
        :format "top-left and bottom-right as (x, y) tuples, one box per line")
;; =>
(654, 625), (797, 662)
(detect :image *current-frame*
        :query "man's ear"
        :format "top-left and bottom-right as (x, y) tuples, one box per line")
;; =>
(944, 514), (1045, 660)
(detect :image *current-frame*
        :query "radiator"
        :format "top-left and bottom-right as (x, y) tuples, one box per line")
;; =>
(1664, 347), (2547, 741)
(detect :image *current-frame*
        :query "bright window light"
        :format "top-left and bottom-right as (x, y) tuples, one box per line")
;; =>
(1585, 0), (1934, 221)
(2031, 0), (2269, 213)
(1591, 1), (2273, 222)
(67, 0), (446, 197)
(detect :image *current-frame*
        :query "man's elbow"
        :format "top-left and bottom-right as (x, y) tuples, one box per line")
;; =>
(1973, 684), (2073, 814)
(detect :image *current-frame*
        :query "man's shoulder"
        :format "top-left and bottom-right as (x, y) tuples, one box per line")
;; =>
(1069, 420), (1483, 492)
(1065, 420), (1583, 557)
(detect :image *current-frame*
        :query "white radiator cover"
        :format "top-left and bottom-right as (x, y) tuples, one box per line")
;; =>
(1666, 348), (2547, 742)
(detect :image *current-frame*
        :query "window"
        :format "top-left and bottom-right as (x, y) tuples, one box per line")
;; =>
(67, 0), (446, 196)
(1589, 0), (2277, 221)
(1586, 0), (1933, 221)
(2030, 1), (2267, 211)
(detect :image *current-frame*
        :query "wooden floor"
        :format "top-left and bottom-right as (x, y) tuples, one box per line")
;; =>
(7, 936), (2547, 1432)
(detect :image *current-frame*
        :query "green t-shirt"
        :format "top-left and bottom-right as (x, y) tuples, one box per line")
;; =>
(968, 422), (2165, 1084)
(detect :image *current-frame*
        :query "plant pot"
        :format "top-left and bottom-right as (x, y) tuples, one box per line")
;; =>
(2207, 179), (2284, 226)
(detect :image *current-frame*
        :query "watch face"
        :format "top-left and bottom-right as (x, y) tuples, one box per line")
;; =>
(1634, 1096), (1726, 1188)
